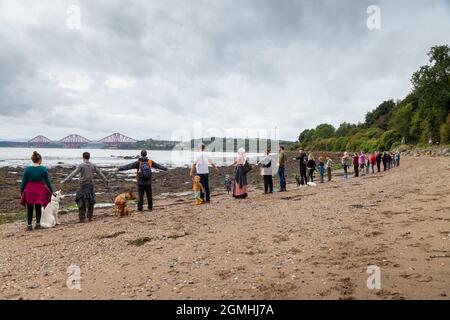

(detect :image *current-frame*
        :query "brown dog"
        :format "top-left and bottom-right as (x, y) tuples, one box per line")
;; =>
(114, 191), (136, 217)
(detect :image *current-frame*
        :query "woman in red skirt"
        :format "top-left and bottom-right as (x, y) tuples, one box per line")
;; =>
(20, 151), (55, 231)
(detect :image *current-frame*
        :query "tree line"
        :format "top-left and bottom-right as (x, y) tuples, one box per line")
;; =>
(292, 45), (450, 152)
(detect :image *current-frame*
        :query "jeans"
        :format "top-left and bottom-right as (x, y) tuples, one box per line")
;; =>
(343, 164), (349, 180)
(198, 174), (210, 202)
(26, 204), (42, 226)
(278, 165), (286, 190)
(138, 184), (153, 210)
(263, 175), (273, 193)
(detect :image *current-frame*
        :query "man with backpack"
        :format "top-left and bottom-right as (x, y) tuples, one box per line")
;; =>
(117, 149), (168, 212)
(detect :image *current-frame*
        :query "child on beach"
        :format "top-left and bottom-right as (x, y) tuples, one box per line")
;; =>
(326, 157), (333, 181)
(193, 175), (204, 205)
(318, 157), (325, 183)
(224, 174), (232, 194)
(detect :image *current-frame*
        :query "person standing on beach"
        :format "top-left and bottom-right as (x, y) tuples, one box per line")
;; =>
(395, 151), (401, 167)
(190, 144), (219, 204)
(366, 155), (370, 175)
(370, 152), (377, 174)
(231, 148), (250, 199)
(353, 153), (359, 177)
(61, 152), (108, 223)
(20, 151), (55, 231)
(293, 149), (308, 186)
(278, 145), (287, 192)
(318, 157), (325, 183)
(326, 157), (333, 181)
(382, 152), (388, 171)
(386, 152), (392, 170)
(341, 152), (350, 180)
(306, 154), (316, 183)
(117, 149), (168, 212)
(257, 149), (273, 194)
(359, 151), (367, 176)
(376, 151), (382, 173)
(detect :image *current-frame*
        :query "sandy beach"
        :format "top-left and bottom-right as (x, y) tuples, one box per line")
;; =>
(0, 156), (449, 300)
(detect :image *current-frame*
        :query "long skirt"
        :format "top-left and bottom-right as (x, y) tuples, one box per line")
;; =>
(233, 166), (248, 198)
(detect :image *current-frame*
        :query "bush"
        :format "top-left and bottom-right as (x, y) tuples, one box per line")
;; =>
(440, 114), (450, 144)
(379, 130), (402, 151)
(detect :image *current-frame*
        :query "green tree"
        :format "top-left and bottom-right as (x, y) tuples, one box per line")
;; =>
(379, 130), (401, 151)
(313, 124), (336, 139)
(365, 100), (396, 130)
(411, 45), (450, 143)
(335, 122), (357, 137)
(298, 129), (316, 144)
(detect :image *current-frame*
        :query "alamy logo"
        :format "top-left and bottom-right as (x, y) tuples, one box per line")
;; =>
(366, 265), (381, 290)
(366, 5), (381, 30)
(66, 264), (81, 290)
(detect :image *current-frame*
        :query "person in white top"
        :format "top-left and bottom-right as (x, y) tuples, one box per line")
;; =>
(190, 144), (219, 203)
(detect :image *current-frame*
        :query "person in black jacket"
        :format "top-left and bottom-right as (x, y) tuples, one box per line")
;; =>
(382, 152), (388, 171)
(293, 149), (308, 186)
(376, 151), (382, 173)
(306, 153), (316, 183)
(117, 150), (168, 212)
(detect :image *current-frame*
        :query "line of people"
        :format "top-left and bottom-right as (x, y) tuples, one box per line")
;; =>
(19, 146), (401, 231)
(341, 150), (400, 179)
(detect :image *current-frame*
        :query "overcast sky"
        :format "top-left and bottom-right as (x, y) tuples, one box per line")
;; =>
(0, 0), (449, 141)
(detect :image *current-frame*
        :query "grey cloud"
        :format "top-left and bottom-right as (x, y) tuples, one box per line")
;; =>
(0, 0), (449, 141)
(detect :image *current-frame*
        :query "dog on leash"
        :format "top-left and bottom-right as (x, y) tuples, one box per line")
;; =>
(41, 190), (64, 228)
(114, 191), (136, 217)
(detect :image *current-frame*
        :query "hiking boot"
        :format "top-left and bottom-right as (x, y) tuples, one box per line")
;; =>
(88, 218), (93, 222)
(26, 225), (33, 232)
(35, 224), (42, 230)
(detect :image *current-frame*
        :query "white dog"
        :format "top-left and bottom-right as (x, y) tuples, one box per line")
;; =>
(41, 191), (64, 228)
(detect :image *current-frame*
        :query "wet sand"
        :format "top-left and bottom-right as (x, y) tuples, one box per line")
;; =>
(0, 156), (449, 300)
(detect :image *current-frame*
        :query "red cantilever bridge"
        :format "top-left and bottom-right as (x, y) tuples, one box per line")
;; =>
(28, 133), (137, 148)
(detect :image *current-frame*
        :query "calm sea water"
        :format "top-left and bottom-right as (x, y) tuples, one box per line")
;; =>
(0, 147), (264, 168)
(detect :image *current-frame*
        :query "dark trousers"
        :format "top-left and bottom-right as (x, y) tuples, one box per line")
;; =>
(263, 175), (273, 193)
(26, 204), (42, 226)
(299, 167), (307, 185)
(278, 165), (286, 190)
(198, 174), (210, 202)
(138, 184), (153, 210)
(78, 199), (94, 221)
(377, 161), (381, 172)
(327, 167), (332, 181)
(308, 169), (314, 182)
(354, 165), (359, 177)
